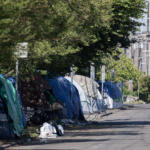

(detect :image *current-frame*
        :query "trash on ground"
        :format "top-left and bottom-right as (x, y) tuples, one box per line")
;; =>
(55, 124), (64, 136)
(39, 122), (57, 139)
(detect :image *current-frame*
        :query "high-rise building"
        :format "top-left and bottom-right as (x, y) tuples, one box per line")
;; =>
(125, 1), (150, 75)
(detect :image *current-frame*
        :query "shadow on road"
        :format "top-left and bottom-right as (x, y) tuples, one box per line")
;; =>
(98, 121), (150, 126)
(65, 120), (150, 131)
(4, 120), (148, 148)
(122, 104), (150, 110)
(69, 131), (142, 137)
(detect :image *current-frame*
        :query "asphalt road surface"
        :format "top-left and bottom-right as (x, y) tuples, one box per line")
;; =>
(5, 104), (150, 150)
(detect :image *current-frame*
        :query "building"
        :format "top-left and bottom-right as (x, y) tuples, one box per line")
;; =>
(125, 1), (150, 75)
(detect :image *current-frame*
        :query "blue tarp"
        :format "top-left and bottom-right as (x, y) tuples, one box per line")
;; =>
(98, 81), (122, 100)
(46, 76), (85, 120)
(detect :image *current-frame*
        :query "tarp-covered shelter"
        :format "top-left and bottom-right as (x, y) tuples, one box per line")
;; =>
(65, 76), (92, 113)
(7, 76), (26, 127)
(46, 76), (85, 120)
(0, 77), (24, 137)
(72, 75), (105, 113)
(98, 81), (123, 109)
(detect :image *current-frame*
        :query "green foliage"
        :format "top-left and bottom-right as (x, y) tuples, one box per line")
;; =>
(0, 0), (146, 77)
(138, 76), (150, 103)
(122, 85), (133, 96)
(96, 49), (141, 82)
(108, 55), (141, 82)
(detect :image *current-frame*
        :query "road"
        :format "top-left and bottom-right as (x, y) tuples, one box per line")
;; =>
(5, 104), (150, 150)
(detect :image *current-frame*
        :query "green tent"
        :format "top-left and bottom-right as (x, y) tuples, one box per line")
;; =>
(0, 77), (24, 136)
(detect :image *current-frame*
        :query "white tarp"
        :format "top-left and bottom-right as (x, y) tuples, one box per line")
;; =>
(66, 75), (106, 113)
(73, 75), (102, 99)
(103, 93), (123, 109)
(103, 95), (113, 109)
(65, 77), (92, 113)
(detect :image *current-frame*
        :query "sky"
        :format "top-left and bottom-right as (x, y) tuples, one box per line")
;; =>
(139, 1), (150, 32)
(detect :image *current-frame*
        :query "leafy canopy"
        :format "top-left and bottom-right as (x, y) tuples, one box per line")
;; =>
(96, 49), (141, 82)
(0, 0), (146, 76)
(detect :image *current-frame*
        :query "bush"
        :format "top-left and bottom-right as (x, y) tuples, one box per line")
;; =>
(139, 76), (150, 103)
(122, 85), (133, 96)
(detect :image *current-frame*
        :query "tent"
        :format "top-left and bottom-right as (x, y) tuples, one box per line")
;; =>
(46, 76), (85, 120)
(72, 75), (106, 112)
(73, 75), (101, 99)
(98, 81), (123, 109)
(65, 76), (92, 113)
(0, 77), (24, 137)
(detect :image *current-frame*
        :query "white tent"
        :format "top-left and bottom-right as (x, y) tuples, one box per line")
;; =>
(65, 77), (92, 113)
(104, 94), (123, 109)
(73, 75), (101, 99)
(66, 75), (106, 113)
(103, 94), (113, 109)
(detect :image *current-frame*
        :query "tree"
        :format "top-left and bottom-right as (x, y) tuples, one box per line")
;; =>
(0, 0), (146, 76)
(16, 0), (114, 75)
(72, 0), (145, 68)
(137, 76), (150, 103)
(96, 49), (141, 82)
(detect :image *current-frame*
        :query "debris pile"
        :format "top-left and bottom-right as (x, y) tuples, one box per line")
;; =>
(39, 122), (64, 139)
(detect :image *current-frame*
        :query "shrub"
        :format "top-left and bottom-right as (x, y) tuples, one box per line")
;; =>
(139, 76), (150, 103)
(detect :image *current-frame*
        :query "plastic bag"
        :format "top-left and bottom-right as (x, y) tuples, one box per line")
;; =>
(57, 125), (64, 136)
(39, 122), (57, 138)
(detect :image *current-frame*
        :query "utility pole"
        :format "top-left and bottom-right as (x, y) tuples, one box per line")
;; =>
(147, 1), (150, 75)
(147, 1), (149, 33)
